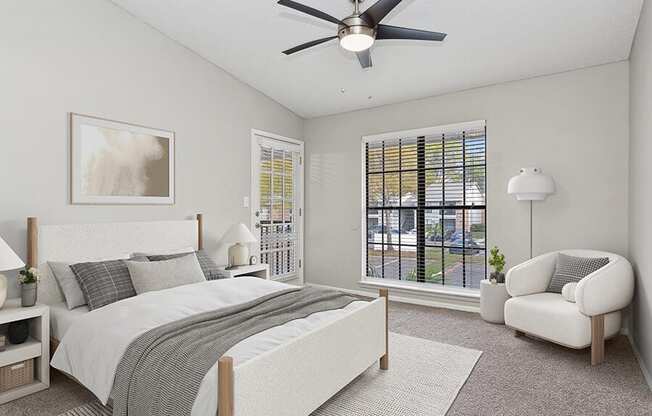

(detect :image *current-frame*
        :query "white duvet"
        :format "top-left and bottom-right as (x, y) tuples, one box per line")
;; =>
(51, 277), (366, 416)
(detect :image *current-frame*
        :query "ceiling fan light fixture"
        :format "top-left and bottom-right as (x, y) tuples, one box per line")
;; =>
(338, 22), (375, 52)
(340, 33), (374, 52)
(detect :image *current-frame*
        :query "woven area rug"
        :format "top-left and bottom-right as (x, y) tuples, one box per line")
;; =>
(59, 333), (481, 416)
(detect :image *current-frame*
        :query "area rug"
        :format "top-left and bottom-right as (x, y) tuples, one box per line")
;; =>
(59, 333), (482, 416)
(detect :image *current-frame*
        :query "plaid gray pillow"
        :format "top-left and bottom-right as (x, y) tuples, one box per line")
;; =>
(70, 259), (136, 310)
(547, 254), (609, 294)
(147, 251), (223, 281)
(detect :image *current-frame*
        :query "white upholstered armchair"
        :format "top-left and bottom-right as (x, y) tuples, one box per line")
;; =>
(504, 250), (634, 365)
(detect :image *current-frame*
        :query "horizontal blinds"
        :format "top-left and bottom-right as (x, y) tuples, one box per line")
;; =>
(365, 124), (486, 289)
(259, 145), (297, 278)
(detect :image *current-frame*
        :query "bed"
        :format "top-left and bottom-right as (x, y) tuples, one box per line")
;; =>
(28, 215), (388, 416)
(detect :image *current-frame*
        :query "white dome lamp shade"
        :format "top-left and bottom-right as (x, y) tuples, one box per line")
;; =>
(507, 168), (555, 259)
(222, 223), (257, 268)
(0, 236), (25, 309)
(507, 168), (555, 201)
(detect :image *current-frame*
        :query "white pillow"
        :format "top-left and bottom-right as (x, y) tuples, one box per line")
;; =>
(125, 254), (205, 295)
(131, 247), (194, 258)
(561, 282), (578, 303)
(48, 262), (87, 310)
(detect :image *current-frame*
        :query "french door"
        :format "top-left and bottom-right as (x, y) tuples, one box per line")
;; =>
(251, 130), (304, 283)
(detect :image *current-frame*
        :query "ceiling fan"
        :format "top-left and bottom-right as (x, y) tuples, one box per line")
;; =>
(278, 0), (447, 69)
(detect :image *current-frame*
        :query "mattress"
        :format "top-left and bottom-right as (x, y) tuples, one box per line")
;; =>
(49, 302), (90, 340)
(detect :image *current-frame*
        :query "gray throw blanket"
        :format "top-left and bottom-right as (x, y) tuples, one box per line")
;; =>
(112, 286), (360, 416)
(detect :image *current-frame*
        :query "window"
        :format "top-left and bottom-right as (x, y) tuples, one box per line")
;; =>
(363, 121), (486, 289)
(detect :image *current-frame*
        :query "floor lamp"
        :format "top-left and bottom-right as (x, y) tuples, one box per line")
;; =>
(507, 168), (555, 259)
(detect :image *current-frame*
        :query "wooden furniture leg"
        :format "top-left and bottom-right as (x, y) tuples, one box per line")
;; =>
(197, 213), (204, 251)
(218, 356), (233, 416)
(379, 288), (389, 370)
(27, 217), (38, 267)
(591, 314), (605, 366)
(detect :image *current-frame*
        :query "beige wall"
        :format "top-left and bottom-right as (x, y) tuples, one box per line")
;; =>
(629, 0), (652, 383)
(0, 0), (303, 297)
(303, 62), (630, 295)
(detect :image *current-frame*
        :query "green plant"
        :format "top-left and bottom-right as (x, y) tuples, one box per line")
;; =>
(488, 246), (506, 283)
(18, 267), (40, 285)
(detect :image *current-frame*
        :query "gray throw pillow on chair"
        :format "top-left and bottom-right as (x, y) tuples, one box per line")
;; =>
(547, 253), (609, 294)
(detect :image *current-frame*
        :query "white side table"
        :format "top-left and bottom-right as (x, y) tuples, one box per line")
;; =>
(217, 264), (270, 280)
(480, 280), (510, 324)
(0, 299), (49, 403)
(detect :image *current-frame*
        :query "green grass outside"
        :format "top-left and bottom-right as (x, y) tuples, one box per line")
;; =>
(369, 248), (482, 283)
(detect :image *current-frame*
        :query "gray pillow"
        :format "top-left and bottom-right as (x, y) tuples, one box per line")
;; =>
(547, 254), (609, 293)
(125, 254), (206, 295)
(147, 250), (223, 281)
(70, 259), (136, 311)
(48, 261), (87, 310)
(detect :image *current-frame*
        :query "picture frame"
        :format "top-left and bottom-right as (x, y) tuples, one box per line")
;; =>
(70, 113), (175, 205)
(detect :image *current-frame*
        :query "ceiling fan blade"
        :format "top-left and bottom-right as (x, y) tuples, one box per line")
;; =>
(282, 36), (338, 55)
(360, 0), (402, 26)
(356, 50), (372, 69)
(277, 0), (344, 26)
(376, 24), (447, 41)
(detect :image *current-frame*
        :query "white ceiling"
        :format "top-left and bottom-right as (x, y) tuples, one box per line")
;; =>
(111, 0), (643, 118)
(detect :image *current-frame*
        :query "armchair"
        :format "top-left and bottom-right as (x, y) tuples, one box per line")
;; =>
(504, 250), (634, 365)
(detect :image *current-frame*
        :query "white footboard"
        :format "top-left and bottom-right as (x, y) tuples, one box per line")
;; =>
(223, 296), (387, 416)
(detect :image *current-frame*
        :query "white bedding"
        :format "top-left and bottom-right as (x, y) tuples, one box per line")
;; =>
(50, 302), (90, 340)
(50, 277), (366, 416)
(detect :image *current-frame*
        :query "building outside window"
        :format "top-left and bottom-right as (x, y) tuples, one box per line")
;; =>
(363, 121), (486, 289)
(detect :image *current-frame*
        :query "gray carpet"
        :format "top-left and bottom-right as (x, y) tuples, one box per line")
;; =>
(56, 333), (482, 416)
(0, 301), (650, 415)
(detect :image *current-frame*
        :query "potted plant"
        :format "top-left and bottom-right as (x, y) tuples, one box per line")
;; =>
(488, 246), (506, 284)
(18, 267), (40, 307)
(481, 246), (510, 324)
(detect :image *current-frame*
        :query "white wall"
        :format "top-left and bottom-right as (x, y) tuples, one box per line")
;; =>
(0, 0), (303, 297)
(629, 0), (652, 383)
(303, 62), (630, 295)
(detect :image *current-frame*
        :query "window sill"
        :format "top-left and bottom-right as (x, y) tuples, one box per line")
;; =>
(358, 277), (480, 313)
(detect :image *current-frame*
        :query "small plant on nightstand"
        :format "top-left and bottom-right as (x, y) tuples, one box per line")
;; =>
(17, 267), (40, 307)
(488, 246), (506, 284)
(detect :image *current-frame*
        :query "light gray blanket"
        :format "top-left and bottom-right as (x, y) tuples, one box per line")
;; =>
(111, 286), (360, 416)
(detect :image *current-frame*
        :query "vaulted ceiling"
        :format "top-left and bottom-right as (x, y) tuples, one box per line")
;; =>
(111, 0), (643, 118)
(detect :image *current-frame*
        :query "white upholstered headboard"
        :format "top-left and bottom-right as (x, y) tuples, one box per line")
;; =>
(28, 215), (203, 305)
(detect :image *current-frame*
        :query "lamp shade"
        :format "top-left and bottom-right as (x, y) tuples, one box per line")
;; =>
(507, 168), (555, 201)
(222, 223), (257, 244)
(0, 236), (25, 272)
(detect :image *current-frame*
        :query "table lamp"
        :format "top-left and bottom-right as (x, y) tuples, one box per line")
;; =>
(0, 235), (25, 308)
(222, 223), (257, 268)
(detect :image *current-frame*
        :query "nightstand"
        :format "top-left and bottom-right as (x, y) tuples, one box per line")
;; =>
(0, 299), (49, 404)
(217, 264), (270, 280)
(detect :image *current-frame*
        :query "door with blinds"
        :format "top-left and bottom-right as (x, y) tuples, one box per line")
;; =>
(251, 131), (304, 283)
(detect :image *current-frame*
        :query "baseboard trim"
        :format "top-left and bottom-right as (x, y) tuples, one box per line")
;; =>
(308, 283), (480, 313)
(627, 333), (652, 391)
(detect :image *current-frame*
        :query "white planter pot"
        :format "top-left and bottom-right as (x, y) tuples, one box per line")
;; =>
(480, 279), (510, 324)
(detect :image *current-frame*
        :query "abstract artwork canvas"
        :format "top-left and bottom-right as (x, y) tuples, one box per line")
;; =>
(70, 114), (175, 204)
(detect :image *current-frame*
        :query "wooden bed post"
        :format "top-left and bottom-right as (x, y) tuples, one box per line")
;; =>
(197, 213), (204, 251)
(379, 288), (389, 370)
(218, 356), (233, 416)
(27, 217), (38, 268)
(591, 314), (605, 366)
